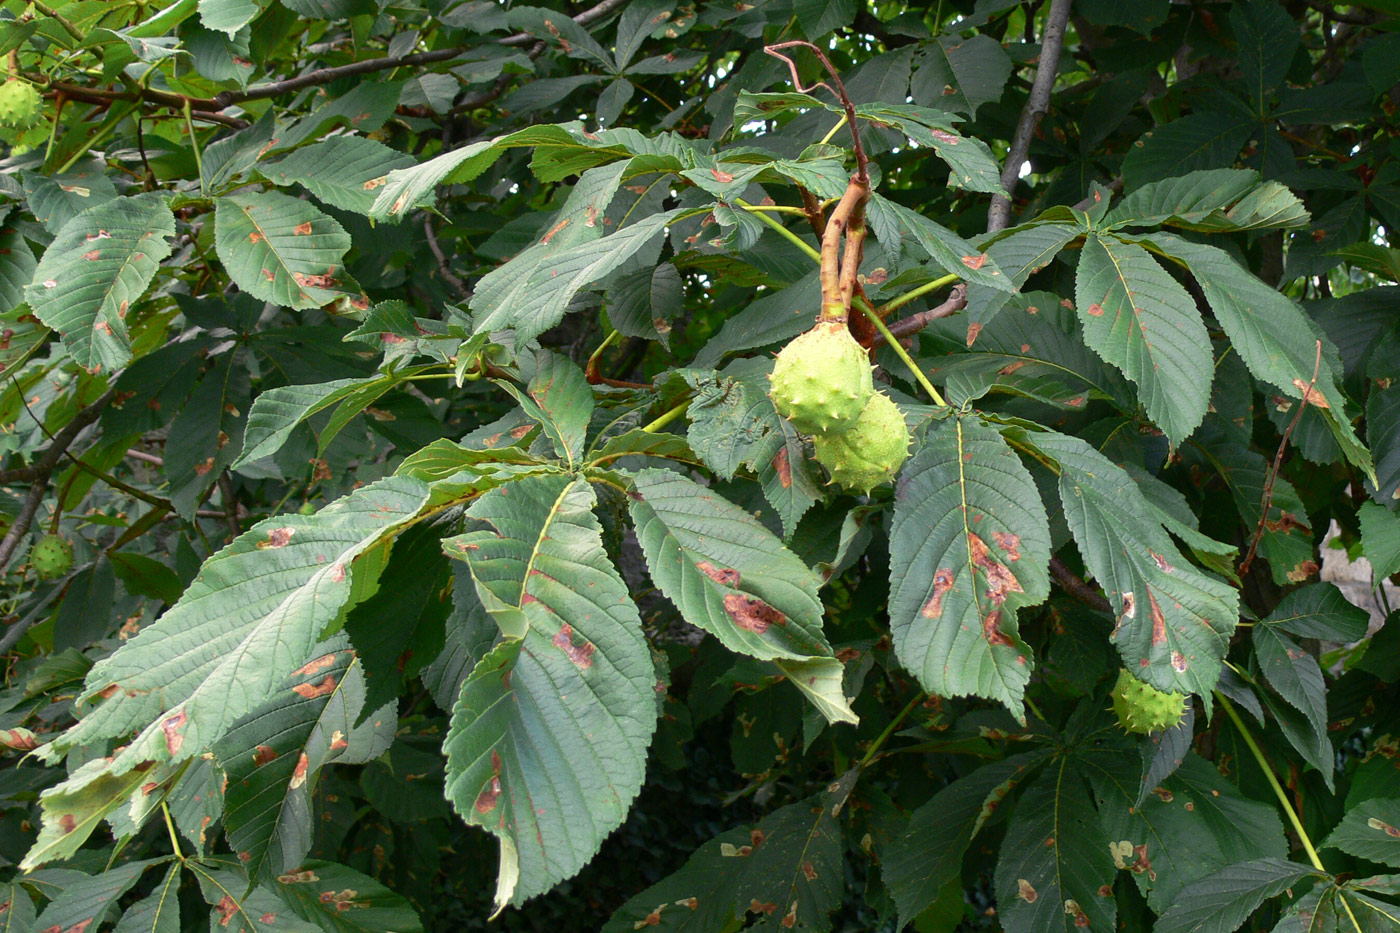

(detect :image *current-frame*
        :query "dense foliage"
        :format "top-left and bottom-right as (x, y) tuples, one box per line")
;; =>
(1, 0), (1400, 929)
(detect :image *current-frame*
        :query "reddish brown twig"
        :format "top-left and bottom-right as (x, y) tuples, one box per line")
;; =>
(764, 41), (869, 183)
(872, 285), (969, 347)
(1239, 341), (1323, 576)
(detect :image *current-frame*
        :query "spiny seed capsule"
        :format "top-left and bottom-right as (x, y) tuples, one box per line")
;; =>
(1110, 668), (1187, 735)
(30, 533), (74, 580)
(812, 391), (911, 493)
(768, 321), (874, 435)
(0, 80), (42, 131)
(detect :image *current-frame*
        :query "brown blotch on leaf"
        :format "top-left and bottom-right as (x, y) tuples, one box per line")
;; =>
(921, 568), (956, 619)
(552, 623), (596, 669)
(966, 322), (983, 346)
(930, 128), (959, 144)
(968, 533), (1023, 605)
(292, 221), (313, 235)
(723, 594), (785, 633)
(475, 776), (503, 814)
(289, 752), (310, 789)
(992, 531), (1022, 561)
(1293, 380), (1330, 408)
(293, 271), (338, 289)
(253, 745), (276, 767)
(962, 253), (988, 270)
(60, 813), (77, 834)
(697, 561), (741, 587)
(292, 653), (337, 677)
(1149, 592), (1167, 646)
(260, 527), (296, 549)
(161, 711), (187, 756)
(749, 900), (777, 916)
(292, 674), (338, 699)
(772, 446), (793, 489)
(248, 232), (265, 244)
(1017, 879), (1037, 902)
(711, 167), (734, 183)
(540, 218), (570, 244)
(983, 610), (1014, 647)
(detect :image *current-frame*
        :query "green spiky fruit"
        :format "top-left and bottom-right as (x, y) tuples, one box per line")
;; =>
(1111, 669), (1186, 735)
(0, 80), (42, 131)
(30, 533), (73, 580)
(768, 321), (874, 435)
(812, 391), (911, 493)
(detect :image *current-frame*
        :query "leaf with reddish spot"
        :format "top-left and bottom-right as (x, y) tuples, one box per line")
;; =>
(443, 475), (656, 911)
(890, 416), (1050, 715)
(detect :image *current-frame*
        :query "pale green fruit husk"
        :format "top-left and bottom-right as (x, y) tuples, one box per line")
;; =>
(0, 80), (42, 130)
(768, 321), (874, 435)
(1110, 668), (1186, 735)
(31, 533), (74, 580)
(812, 391), (911, 493)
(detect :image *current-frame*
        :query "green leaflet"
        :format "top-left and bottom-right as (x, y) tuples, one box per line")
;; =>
(1322, 799), (1400, 868)
(888, 416), (1051, 714)
(213, 190), (353, 309)
(1083, 752), (1288, 911)
(1141, 231), (1373, 480)
(1025, 431), (1239, 698)
(23, 192), (175, 370)
(625, 468), (832, 662)
(992, 764), (1117, 932)
(33, 476), (429, 791)
(259, 136), (417, 214)
(215, 639), (395, 881)
(1152, 858), (1323, 933)
(883, 754), (1040, 924)
(1074, 233), (1213, 446)
(442, 474), (656, 910)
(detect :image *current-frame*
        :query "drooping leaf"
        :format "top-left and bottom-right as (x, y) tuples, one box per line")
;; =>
(869, 195), (1013, 293)
(214, 638), (395, 881)
(441, 474), (656, 909)
(1121, 113), (1254, 190)
(235, 374), (397, 468)
(213, 190), (353, 309)
(606, 260), (683, 348)
(498, 351), (594, 467)
(1254, 624), (1333, 790)
(1143, 232), (1372, 479)
(163, 350), (251, 519)
(1200, 443), (1315, 585)
(31, 860), (157, 933)
(34, 477), (429, 794)
(888, 415), (1051, 714)
(1262, 583), (1370, 642)
(625, 468), (832, 662)
(1025, 430), (1239, 697)
(112, 862), (182, 933)
(1074, 233), (1212, 445)
(24, 192), (175, 370)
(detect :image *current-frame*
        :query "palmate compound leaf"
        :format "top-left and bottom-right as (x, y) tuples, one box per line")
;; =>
(1073, 233), (1213, 447)
(23, 477), (430, 868)
(441, 474), (657, 911)
(112, 862), (181, 933)
(1140, 231), (1373, 479)
(214, 637), (396, 882)
(601, 768), (858, 932)
(23, 192), (175, 371)
(1020, 431), (1239, 698)
(888, 415), (1051, 714)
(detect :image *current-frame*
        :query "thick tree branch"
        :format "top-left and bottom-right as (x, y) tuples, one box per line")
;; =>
(987, 0), (1073, 232)
(1049, 556), (1112, 613)
(0, 388), (115, 570)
